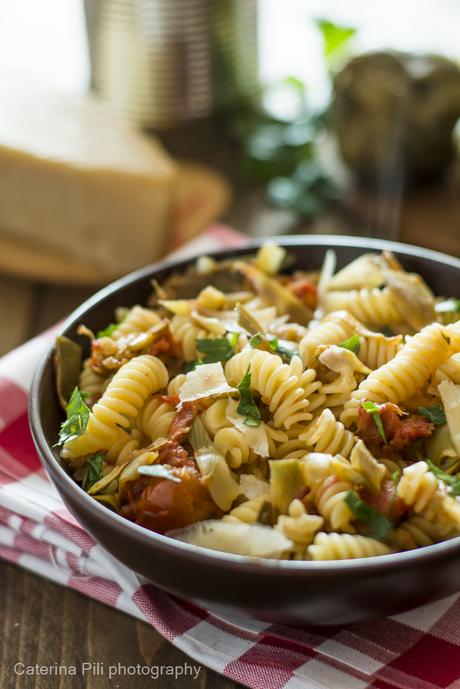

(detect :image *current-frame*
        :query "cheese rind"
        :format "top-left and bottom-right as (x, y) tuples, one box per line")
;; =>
(0, 77), (177, 274)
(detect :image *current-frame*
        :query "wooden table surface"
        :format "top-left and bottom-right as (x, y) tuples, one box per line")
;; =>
(1, 164), (460, 689)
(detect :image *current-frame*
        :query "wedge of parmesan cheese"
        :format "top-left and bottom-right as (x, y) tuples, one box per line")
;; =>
(0, 74), (177, 275)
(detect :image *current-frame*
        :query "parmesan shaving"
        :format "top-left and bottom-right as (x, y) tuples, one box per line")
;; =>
(178, 363), (236, 404)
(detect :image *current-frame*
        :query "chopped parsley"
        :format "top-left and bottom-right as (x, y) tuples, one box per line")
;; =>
(82, 453), (105, 491)
(339, 334), (361, 355)
(237, 366), (261, 427)
(418, 405), (446, 426)
(345, 492), (393, 540)
(250, 332), (278, 352)
(195, 333), (238, 364)
(426, 460), (460, 496)
(58, 387), (90, 446)
(390, 469), (401, 484)
(249, 332), (293, 361)
(96, 323), (118, 338)
(249, 333), (264, 349)
(362, 400), (387, 444)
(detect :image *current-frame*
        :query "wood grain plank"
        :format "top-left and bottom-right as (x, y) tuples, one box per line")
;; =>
(0, 276), (36, 355)
(31, 284), (94, 335)
(0, 562), (243, 689)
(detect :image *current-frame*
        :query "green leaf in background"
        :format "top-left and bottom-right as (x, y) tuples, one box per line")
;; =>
(58, 387), (90, 446)
(362, 400), (387, 444)
(345, 491), (393, 540)
(315, 18), (357, 63)
(237, 367), (261, 427)
(267, 160), (337, 219)
(339, 334), (361, 355)
(83, 453), (105, 491)
(418, 405), (446, 426)
(96, 323), (118, 339)
(426, 460), (460, 495)
(196, 334), (238, 364)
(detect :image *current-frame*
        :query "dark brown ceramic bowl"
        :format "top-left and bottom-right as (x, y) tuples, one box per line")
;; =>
(29, 236), (460, 625)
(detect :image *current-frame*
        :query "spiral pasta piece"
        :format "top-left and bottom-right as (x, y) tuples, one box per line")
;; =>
(170, 315), (210, 361)
(299, 311), (359, 365)
(358, 332), (403, 370)
(225, 350), (315, 429)
(308, 532), (391, 560)
(202, 399), (229, 437)
(167, 373), (187, 397)
(276, 499), (323, 545)
(108, 428), (144, 464)
(390, 516), (441, 550)
(324, 288), (403, 328)
(431, 353), (460, 391)
(396, 461), (439, 513)
(341, 323), (454, 424)
(78, 358), (109, 400)
(214, 426), (253, 469)
(314, 476), (355, 532)
(274, 427), (308, 459)
(63, 355), (168, 457)
(140, 397), (176, 442)
(112, 306), (161, 340)
(300, 409), (356, 458)
(223, 497), (267, 524)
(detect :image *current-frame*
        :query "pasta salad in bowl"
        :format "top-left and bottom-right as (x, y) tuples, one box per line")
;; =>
(30, 236), (460, 624)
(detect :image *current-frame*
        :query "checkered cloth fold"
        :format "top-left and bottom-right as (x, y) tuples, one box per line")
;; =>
(1, 227), (459, 689)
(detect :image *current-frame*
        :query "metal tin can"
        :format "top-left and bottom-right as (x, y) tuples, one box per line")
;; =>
(84, 0), (259, 128)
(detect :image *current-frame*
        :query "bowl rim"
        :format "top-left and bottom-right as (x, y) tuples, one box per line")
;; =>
(29, 234), (460, 576)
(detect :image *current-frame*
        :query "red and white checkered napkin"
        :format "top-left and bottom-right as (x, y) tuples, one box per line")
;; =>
(1, 226), (460, 689)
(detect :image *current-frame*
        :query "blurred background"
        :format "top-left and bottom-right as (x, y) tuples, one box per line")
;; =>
(1, 0), (460, 291)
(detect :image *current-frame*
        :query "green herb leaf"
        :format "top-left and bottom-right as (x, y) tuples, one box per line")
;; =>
(426, 460), (460, 495)
(250, 331), (278, 351)
(237, 366), (261, 427)
(83, 453), (105, 491)
(137, 465), (181, 483)
(391, 469), (401, 484)
(315, 18), (356, 62)
(266, 334), (279, 352)
(418, 405), (446, 426)
(58, 387), (90, 446)
(345, 491), (393, 540)
(249, 333), (264, 348)
(249, 331), (293, 361)
(362, 401), (387, 444)
(339, 334), (361, 355)
(196, 335), (237, 364)
(435, 299), (460, 314)
(96, 323), (118, 339)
